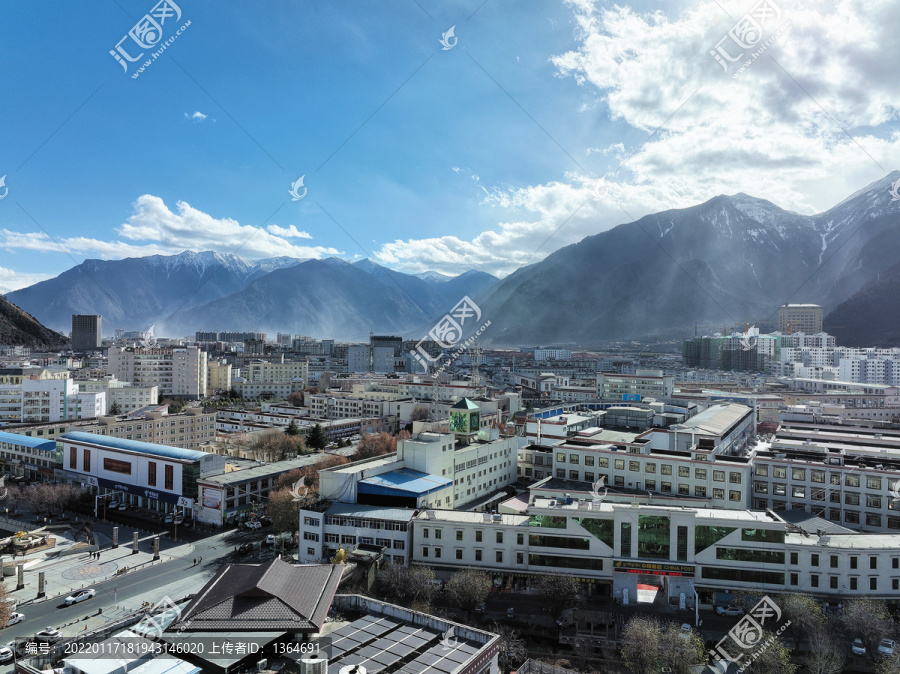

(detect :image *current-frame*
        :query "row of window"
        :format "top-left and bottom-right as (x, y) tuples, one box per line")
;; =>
(754, 500), (900, 528)
(557, 453), (742, 483)
(754, 482), (899, 508)
(755, 465), (895, 491)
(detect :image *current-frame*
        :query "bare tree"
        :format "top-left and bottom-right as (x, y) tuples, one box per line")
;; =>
(266, 489), (301, 534)
(0, 581), (11, 628)
(355, 432), (398, 460)
(741, 631), (797, 674)
(806, 625), (846, 674)
(410, 405), (429, 422)
(536, 573), (581, 621)
(377, 564), (436, 607)
(842, 597), (894, 655)
(620, 616), (664, 674)
(781, 592), (825, 649)
(489, 622), (527, 672)
(658, 622), (706, 674)
(445, 568), (491, 619)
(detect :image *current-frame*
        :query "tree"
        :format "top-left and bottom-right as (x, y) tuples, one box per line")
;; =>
(489, 623), (527, 673)
(306, 424), (328, 451)
(285, 419), (301, 436)
(658, 622), (706, 674)
(781, 593), (825, 650)
(378, 564), (436, 607)
(286, 392), (304, 407)
(267, 488), (301, 533)
(318, 371), (334, 391)
(740, 631), (797, 674)
(536, 573), (581, 620)
(355, 432), (397, 460)
(0, 581), (11, 628)
(250, 429), (306, 461)
(842, 597), (894, 655)
(620, 616), (665, 674)
(108, 401), (122, 415)
(806, 625), (846, 674)
(445, 568), (491, 619)
(410, 405), (429, 422)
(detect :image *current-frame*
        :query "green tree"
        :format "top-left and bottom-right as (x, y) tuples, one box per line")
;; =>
(445, 568), (491, 620)
(108, 401), (122, 415)
(306, 423), (328, 451)
(285, 419), (301, 436)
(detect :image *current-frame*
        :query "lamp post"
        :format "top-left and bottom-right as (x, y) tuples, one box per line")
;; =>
(689, 580), (700, 627)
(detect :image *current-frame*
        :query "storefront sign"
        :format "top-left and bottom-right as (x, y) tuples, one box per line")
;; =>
(94, 475), (183, 505)
(613, 561), (695, 577)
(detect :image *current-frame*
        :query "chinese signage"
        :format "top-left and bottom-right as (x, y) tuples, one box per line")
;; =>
(613, 561), (695, 577)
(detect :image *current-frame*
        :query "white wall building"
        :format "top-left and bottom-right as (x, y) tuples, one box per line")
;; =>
(108, 346), (208, 398)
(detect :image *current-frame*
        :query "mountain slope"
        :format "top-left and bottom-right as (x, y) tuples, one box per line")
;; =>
(825, 261), (900, 347)
(477, 172), (900, 346)
(0, 296), (68, 349)
(6, 251), (302, 332)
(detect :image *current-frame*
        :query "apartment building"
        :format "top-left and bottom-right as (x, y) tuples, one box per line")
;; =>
(409, 496), (900, 605)
(534, 349), (572, 362)
(108, 346), (208, 398)
(71, 314), (102, 353)
(778, 303), (824, 334)
(206, 359), (232, 394)
(77, 379), (158, 414)
(0, 430), (58, 480)
(0, 371), (103, 424)
(597, 370), (675, 402)
(298, 503), (415, 565)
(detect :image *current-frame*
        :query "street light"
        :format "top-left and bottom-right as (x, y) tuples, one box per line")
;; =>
(689, 581), (700, 628)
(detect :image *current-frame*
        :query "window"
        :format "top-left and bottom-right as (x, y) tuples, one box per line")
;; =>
(661, 465), (672, 475)
(104, 458), (132, 475)
(811, 470), (825, 483)
(69, 446), (76, 470)
(830, 555), (838, 568)
(83, 449), (91, 472)
(811, 554), (819, 567)
(517, 533), (524, 545)
(496, 551), (503, 563)
(679, 484), (690, 495)
(148, 461), (157, 487)
(830, 492), (841, 503)
(435, 548), (441, 558)
(849, 576), (858, 590)
(871, 556), (878, 570)
(615, 476), (625, 487)
(830, 576), (839, 589)
(645, 479), (656, 491)
(556, 469), (565, 478)
(755, 482), (769, 494)
(713, 488), (725, 499)
(754, 465), (768, 477)
(475, 549), (482, 561)
(661, 482), (672, 493)
(646, 462), (656, 474)
(516, 552), (524, 564)
(496, 531), (503, 544)
(584, 456), (595, 466)
(729, 473), (742, 484)
(694, 486), (707, 497)
(845, 492), (860, 506)
(629, 461), (640, 472)
(164, 465), (173, 491)
(422, 547), (429, 557)
(893, 558), (899, 570)
(729, 491), (741, 502)
(811, 574), (819, 588)
(716, 548), (785, 564)
(792, 486), (806, 498)
(867, 495), (882, 508)
(584, 472), (594, 483)
(870, 577), (878, 591)
(867, 476), (883, 490)
(456, 549), (463, 560)
(456, 530), (463, 541)
(614, 459), (624, 470)
(695, 468), (707, 480)
(830, 472), (841, 485)
(556, 452), (565, 463)
(846, 474), (860, 487)
(850, 556), (858, 569)
(677, 526), (688, 561)
(791, 467), (806, 481)
(569, 454), (579, 464)
(475, 530), (483, 542)
(620, 522), (632, 557)
(773, 466), (786, 479)
(790, 573), (798, 586)
(434, 529), (442, 540)
(790, 552), (798, 565)
(598, 458), (608, 468)
(678, 466), (690, 478)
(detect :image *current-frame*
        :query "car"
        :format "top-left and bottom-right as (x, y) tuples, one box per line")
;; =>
(174, 516), (183, 525)
(852, 637), (867, 655)
(245, 520), (261, 529)
(238, 542), (253, 554)
(879, 639), (896, 656)
(259, 516), (272, 526)
(64, 589), (96, 605)
(715, 605), (744, 616)
(164, 514), (174, 524)
(265, 534), (276, 545)
(0, 647), (12, 664)
(473, 603), (486, 615)
(108, 501), (120, 509)
(6, 613), (24, 627)
(180, 519), (192, 528)
(118, 504), (127, 511)
(34, 628), (62, 643)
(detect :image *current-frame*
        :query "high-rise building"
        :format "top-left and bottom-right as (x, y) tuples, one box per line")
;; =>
(108, 346), (208, 398)
(778, 304), (823, 335)
(72, 315), (102, 352)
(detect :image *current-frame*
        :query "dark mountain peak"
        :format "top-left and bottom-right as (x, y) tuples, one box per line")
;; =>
(0, 295), (68, 349)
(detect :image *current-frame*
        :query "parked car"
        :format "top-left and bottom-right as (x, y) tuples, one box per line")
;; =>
(715, 605), (744, 616)
(879, 638), (896, 656)
(473, 603), (486, 615)
(238, 542), (253, 554)
(164, 514), (174, 524)
(852, 637), (867, 655)
(5, 613), (24, 627)
(174, 516), (183, 525)
(265, 534), (276, 545)
(118, 504), (127, 511)
(245, 521), (261, 530)
(258, 516), (272, 526)
(34, 628), (63, 643)
(64, 589), (96, 605)
(108, 501), (120, 509)
(0, 647), (12, 664)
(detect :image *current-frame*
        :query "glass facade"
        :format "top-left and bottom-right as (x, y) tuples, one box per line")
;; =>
(638, 515), (670, 560)
(701, 567), (785, 585)
(575, 518), (615, 547)
(529, 554), (604, 571)
(621, 522), (632, 557)
(695, 526), (736, 553)
(528, 515), (567, 529)
(741, 528), (785, 544)
(529, 534), (590, 550)
(716, 547), (785, 564)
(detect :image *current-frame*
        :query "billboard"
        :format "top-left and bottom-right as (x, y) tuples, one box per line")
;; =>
(202, 486), (223, 510)
(622, 394), (641, 401)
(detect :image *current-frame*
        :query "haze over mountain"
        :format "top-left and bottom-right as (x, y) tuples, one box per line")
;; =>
(478, 172), (900, 346)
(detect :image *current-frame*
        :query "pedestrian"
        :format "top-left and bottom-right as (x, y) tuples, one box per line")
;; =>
(192, 558), (196, 566)
(198, 556), (202, 564)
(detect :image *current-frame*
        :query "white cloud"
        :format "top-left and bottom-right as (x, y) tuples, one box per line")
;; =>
(378, 0), (900, 276)
(0, 196), (341, 262)
(266, 224), (312, 239)
(184, 111), (207, 122)
(0, 267), (52, 294)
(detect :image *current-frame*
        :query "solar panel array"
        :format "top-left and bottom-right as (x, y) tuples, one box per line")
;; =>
(325, 614), (481, 674)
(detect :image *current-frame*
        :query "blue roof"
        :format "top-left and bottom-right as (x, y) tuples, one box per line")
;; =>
(0, 431), (56, 451)
(326, 502), (416, 522)
(358, 469), (451, 497)
(60, 432), (209, 462)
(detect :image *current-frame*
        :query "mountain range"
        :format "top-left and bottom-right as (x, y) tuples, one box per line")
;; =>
(0, 295), (68, 349)
(4, 172), (900, 346)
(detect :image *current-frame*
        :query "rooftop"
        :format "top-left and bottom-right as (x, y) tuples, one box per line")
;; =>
(359, 469), (452, 497)
(671, 403), (752, 436)
(326, 502), (417, 522)
(0, 430), (56, 450)
(60, 431), (210, 461)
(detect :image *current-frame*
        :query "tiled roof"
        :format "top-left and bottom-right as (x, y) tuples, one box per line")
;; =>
(169, 558), (342, 632)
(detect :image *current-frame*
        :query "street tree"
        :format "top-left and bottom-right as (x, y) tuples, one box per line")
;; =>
(806, 624), (846, 674)
(658, 622), (706, 674)
(284, 419), (301, 436)
(355, 432), (397, 460)
(286, 392), (304, 407)
(489, 623), (527, 673)
(445, 568), (491, 619)
(876, 651), (900, 674)
(740, 631), (797, 674)
(306, 424), (328, 451)
(318, 371), (334, 391)
(781, 592), (825, 649)
(842, 597), (894, 654)
(377, 564), (436, 607)
(267, 488), (301, 533)
(536, 573), (581, 620)
(620, 616), (665, 674)
(0, 582), (11, 628)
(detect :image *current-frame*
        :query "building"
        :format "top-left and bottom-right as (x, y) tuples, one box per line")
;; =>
(534, 349), (572, 362)
(597, 370), (675, 402)
(71, 314), (102, 353)
(108, 345), (208, 398)
(0, 370), (102, 424)
(300, 502), (416, 564)
(0, 430), (58, 481)
(77, 379), (158, 414)
(57, 431), (224, 517)
(779, 303), (824, 334)
(206, 359), (232, 394)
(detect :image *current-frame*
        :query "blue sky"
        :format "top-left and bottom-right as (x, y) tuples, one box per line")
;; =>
(1, 0), (897, 291)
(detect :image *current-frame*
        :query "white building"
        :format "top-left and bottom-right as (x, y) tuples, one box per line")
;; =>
(77, 379), (158, 414)
(0, 376), (101, 424)
(534, 349), (572, 362)
(108, 346), (208, 399)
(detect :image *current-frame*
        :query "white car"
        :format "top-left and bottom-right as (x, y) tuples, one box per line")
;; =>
(6, 612), (24, 627)
(108, 501), (120, 509)
(174, 516), (183, 525)
(265, 534), (276, 545)
(852, 637), (867, 655)
(245, 521), (261, 529)
(879, 639), (896, 656)
(34, 628), (62, 643)
(715, 605), (744, 616)
(0, 647), (12, 664)
(164, 514), (174, 524)
(118, 504), (127, 511)
(64, 589), (96, 605)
